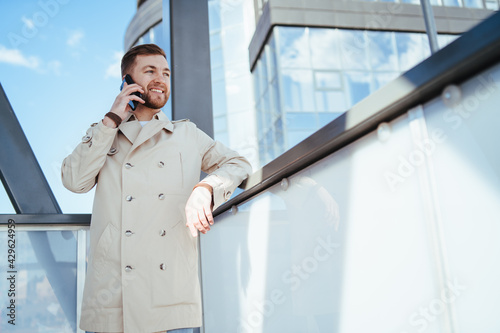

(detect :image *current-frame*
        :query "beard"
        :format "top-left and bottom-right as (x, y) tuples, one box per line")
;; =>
(142, 91), (168, 109)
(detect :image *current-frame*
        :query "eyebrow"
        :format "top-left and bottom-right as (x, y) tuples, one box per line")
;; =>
(142, 65), (170, 73)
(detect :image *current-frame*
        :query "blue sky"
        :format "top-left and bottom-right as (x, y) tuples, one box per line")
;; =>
(0, 0), (137, 213)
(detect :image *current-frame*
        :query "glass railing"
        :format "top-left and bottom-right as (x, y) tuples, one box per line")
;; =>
(200, 12), (500, 333)
(0, 223), (89, 332)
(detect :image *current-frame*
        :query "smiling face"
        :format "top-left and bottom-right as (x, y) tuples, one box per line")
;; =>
(129, 54), (171, 111)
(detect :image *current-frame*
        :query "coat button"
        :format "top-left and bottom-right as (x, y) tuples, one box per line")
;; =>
(109, 147), (117, 154)
(125, 162), (133, 169)
(126, 195), (133, 201)
(82, 135), (91, 143)
(158, 193), (165, 200)
(159, 229), (166, 236)
(160, 263), (166, 270)
(125, 230), (133, 236)
(158, 161), (164, 168)
(125, 265), (133, 272)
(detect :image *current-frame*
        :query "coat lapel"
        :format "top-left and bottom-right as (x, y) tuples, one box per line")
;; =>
(118, 116), (142, 144)
(123, 111), (174, 153)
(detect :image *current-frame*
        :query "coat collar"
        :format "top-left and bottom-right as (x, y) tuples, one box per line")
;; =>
(118, 110), (174, 147)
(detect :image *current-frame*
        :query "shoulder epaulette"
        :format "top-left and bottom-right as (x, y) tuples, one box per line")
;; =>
(171, 118), (190, 123)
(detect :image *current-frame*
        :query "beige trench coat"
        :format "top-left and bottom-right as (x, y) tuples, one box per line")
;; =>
(62, 111), (251, 333)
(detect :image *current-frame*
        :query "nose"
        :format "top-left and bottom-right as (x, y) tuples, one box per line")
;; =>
(152, 72), (165, 83)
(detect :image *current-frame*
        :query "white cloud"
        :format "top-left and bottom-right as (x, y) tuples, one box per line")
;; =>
(0, 44), (40, 69)
(105, 51), (124, 79)
(0, 45), (62, 76)
(67, 30), (84, 47)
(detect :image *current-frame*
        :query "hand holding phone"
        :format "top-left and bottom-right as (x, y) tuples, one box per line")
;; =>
(120, 74), (142, 111)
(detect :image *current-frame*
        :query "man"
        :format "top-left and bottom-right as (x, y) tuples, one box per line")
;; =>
(61, 44), (251, 333)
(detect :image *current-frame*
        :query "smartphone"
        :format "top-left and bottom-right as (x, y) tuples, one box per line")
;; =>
(120, 74), (142, 111)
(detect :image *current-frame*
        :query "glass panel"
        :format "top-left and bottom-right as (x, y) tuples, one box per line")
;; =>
(485, 0), (499, 10)
(261, 48), (269, 91)
(212, 80), (227, 116)
(208, 0), (221, 31)
(421, 62), (500, 332)
(201, 107), (437, 332)
(210, 32), (222, 50)
(314, 71), (342, 90)
(269, 34), (279, 81)
(463, 0), (483, 7)
(211, 65), (225, 82)
(214, 115), (227, 132)
(270, 79), (282, 118)
(443, 0), (461, 6)
(204, 54), (500, 332)
(344, 71), (372, 107)
(214, 132), (229, 146)
(222, 26), (247, 65)
(254, 59), (262, 100)
(315, 90), (348, 113)
(226, 71), (254, 113)
(278, 27), (311, 69)
(220, 0), (245, 27)
(265, 130), (275, 160)
(396, 33), (429, 72)
(210, 48), (224, 68)
(281, 69), (315, 112)
(0, 229), (78, 332)
(367, 31), (398, 71)
(338, 30), (369, 71)
(310, 28), (341, 70)
(275, 117), (285, 153)
(286, 113), (317, 130)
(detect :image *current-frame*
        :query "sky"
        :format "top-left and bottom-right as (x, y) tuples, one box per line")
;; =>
(0, 0), (138, 213)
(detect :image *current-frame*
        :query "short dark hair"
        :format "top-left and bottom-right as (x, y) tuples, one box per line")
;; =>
(121, 44), (167, 76)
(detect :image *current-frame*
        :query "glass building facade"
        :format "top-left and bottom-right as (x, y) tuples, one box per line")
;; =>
(253, 27), (458, 165)
(354, 0), (499, 10)
(255, 0), (500, 12)
(123, 0), (493, 168)
(208, 0), (259, 169)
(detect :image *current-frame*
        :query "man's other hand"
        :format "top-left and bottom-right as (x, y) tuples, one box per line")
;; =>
(185, 186), (214, 237)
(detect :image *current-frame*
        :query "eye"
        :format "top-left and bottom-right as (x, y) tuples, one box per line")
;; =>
(163, 72), (170, 77)
(146, 70), (154, 74)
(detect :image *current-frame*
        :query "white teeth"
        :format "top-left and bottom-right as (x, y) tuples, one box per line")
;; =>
(150, 88), (163, 93)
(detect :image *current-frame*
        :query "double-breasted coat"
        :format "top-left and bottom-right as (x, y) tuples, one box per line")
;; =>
(61, 111), (251, 333)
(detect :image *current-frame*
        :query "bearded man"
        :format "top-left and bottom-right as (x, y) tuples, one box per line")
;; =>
(62, 44), (251, 333)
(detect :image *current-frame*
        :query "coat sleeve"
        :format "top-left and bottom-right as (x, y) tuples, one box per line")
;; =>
(61, 121), (118, 193)
(195, 127), (252, 210)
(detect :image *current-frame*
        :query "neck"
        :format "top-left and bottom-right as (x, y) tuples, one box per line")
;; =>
(133, 106), (160, 121)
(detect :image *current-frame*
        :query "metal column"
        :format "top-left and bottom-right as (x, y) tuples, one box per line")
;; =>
(168, 0), (214, 137)
(420, 0), (440, 54)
